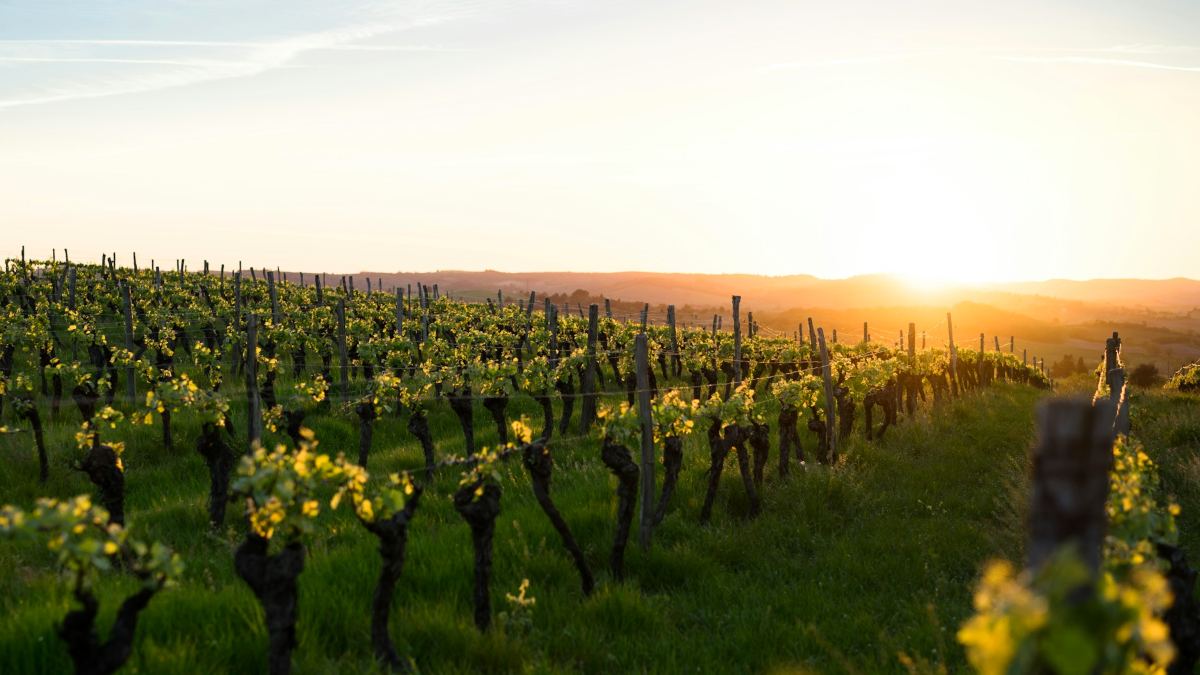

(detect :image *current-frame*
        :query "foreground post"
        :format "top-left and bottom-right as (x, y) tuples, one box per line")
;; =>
(1027, 398), (1115, 572)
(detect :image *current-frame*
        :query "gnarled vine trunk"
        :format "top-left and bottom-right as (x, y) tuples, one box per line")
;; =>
(364, 488), (422, 671)
(453, 480), (501, 631)
(600, 437), (638, 580)
(58, 585), (159, 675)
(197, 422), (235, 528)
(234, 535), (305, 675)
(523, 441), (594, 595)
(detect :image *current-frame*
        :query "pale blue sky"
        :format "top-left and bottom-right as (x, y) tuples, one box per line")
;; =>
(2, 1), (1198, 281)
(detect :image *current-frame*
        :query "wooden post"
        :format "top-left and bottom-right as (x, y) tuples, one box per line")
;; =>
(1106, 332), (1129, 435)
(908, 323), (916, 363)
(831, 327), (837, 343)
(337, 300), (349, 400)
(1027, 398), (1115, 573)
(817, 328), (837, 463)
(863, 322), (869, 344)
(635, 333), (655, 550)
(640, 303), (648, 330)
(605, 298), (612, 319)
(120, 282), (136, 403)
(234, 271), (243, 323)
(667, 304), (679, 374)
(580, 304), (599, 431)
(267, 270), (279, 326)
(548, 305), (559, 364)
(732, 296), (742, 384)
(315, 274), (324, 303)
(807, 318), (817, 350)
(947, 312), (958, 393)
(395, 288), (404, 334)
(994, 335), (1001, 353)
(1010, 336), (1015, 353)
(246, 314), (262, 450)
(907, 323), (917, 416)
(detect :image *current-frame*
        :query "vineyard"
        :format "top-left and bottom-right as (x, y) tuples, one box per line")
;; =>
(0, 253), (1194, 673)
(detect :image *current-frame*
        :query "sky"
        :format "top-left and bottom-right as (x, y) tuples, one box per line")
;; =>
(1, 1), (1198, 282)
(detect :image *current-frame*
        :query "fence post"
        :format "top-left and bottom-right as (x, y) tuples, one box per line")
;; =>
(635, 333), (655, 550)
(1028, 398), (1115, 573)
(947, 312), (958, 397)
(337, 299), (349, 400)
(267, 270), (280, 326)
(580, 304), (599, 432)
(907, 323), (917, 416)
(863, 322), (869, 344)
(246, 314), (262, 450)
(732, 296), (742, 385)
(120, 282), (136, 403)
(668, 305), (680, 375)
(817, 328), (837, 463)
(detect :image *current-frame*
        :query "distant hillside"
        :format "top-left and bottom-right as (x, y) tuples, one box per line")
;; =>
(327, 270), (1200, 315)
(284, 267), (1200, 373)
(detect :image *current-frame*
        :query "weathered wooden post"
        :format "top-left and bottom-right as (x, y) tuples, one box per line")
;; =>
(337, 299), (349, 400)
(863, 322), (869, 344)
(817, 328), (837, 463)
(907, 322), (917, 416)
(267, 270), (280, 326)
(635, 333), (655, 550)
(580, 304), (599, 431)
(246, 314), (262, 450)
(732, 296), (742, 384)
(1027, 398), (1115, 573)
(667, 305), (680, 375)
(120, 282), (136, 403)
(395, 288), (404, 334)
(947, 312), (958, 396)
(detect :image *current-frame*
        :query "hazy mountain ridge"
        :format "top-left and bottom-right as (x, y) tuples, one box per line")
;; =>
(337, 270), (1200, 315)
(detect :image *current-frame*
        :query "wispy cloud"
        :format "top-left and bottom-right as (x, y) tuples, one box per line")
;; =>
(996, 55), (1200, 73)
(0, 38), (465, 52)
(762, 45), (1200, 75)
(0, 3), (481, 110)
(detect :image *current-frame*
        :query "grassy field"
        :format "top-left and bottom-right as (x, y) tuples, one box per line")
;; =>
(1128, 388), (1200, 568)
(0, 383), (1045, 674)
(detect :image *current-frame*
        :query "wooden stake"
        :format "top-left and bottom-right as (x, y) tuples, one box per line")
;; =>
(580, 304), (599, 431)
(635, 333), (655, 550)
(246, 314), (262, 450)
(817, 328), (837, 462)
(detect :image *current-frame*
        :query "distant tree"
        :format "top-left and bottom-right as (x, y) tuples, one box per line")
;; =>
(1130, 363), (1164, 388)
(1076, 356), (1087, 374)
(1051, 354), (1083, 378)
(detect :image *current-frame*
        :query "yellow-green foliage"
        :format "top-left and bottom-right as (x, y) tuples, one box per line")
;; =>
(959, 436), (1180, 674)
(0, 495), (183, 592)
(1164, 363), (1200, 392)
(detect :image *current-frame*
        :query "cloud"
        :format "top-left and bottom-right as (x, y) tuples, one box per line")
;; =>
(0, 38), (465, 52)
(762, 45), (1200, 76)
(996, 55), (1200, 73)
(0, 4), (480, 110)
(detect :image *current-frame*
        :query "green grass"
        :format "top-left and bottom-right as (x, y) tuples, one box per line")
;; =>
(0, 383), (1045, 674)
(1127, 387), (1200, 564)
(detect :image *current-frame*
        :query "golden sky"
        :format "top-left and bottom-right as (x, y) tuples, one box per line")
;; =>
(1, 1), (1197, 281)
